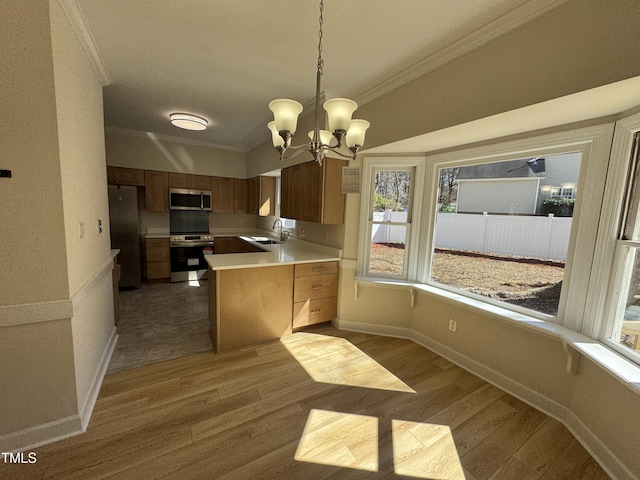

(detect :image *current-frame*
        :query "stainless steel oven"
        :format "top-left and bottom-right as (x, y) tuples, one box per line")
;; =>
(169, 234), (214, 282)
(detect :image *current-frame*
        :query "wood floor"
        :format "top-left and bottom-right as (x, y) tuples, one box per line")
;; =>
(4, 325), (610, 480)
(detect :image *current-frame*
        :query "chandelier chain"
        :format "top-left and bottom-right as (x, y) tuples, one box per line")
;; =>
(317, 0), (324, 75)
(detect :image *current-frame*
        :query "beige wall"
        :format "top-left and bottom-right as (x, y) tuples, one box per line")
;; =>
(356, 0), (640, 151)
(0, 0), (69, 306)
(50, 0), (116, 418)
(0, 0), (116, 446)
(106, 131), (247, 178)
(51, 0), (111, 296)
(0, 319), (78, 434)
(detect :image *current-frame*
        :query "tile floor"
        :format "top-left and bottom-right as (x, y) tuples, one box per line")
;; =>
(107, 280), (212, 373)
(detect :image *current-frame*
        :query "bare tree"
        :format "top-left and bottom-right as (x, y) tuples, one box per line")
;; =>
(438, 167), (459, 211)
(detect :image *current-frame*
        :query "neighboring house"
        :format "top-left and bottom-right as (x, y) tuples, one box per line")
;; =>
(456, 152), (581, 215)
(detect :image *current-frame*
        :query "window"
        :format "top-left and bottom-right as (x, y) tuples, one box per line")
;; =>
(602, 131), (640, 362)
(359, 126), (613, 332)
(359, 158), (424, 279)
(275, 175), (296, 231)
(429, 153), (581, 317)
(550, 186), (576, 199)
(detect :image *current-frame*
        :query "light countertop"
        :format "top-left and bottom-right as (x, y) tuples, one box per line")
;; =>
(204, 237), (341, 271)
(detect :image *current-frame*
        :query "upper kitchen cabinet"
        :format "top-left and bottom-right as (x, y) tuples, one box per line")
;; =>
(107, 166), (145, 186)
(211, 176), (233, 213)
(281, 157), (347, 224)
(247, 176), (276, 216)
(168, 173), (212, 191)
(232, 179), (247, 213)
(144, 170), (169, 211)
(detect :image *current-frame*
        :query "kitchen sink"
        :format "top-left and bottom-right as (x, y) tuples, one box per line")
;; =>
(255, 239), (280, 245)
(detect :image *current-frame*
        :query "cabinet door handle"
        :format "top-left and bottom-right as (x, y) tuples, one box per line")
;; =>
(311, 309), (322, 314)
(312, 284), (323, 289)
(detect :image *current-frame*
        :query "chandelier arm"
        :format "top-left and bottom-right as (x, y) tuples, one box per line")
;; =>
(324, 145), (356, 160)
(280, 147), (315, 161)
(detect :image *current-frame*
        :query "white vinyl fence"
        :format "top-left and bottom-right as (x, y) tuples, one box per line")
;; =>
(372, 211), (572, 261)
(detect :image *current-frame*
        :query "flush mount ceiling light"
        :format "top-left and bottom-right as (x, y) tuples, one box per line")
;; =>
(267, 0), (370, 165)
(170, 113), (208, 131)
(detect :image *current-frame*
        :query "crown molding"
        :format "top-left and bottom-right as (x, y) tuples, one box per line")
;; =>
(58, 0), (112, 86)
(354, 0), (570, 107)
(105, 126), (248, 153)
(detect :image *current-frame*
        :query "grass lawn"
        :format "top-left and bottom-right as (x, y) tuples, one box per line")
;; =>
(369, 244), (565, 316)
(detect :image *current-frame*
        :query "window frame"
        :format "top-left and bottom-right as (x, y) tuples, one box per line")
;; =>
(358, 157), (425, 280)
(590, 113), (640, 363)
(358, 125), (615, 331)
(422, 126), (614, 327)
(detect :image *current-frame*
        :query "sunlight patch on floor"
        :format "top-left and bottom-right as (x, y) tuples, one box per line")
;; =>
(295, 409), (378, 472)
(392, 420), (464, 479)
(281, 332), (415, 393)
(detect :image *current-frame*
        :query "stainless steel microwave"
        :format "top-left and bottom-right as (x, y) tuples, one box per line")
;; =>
(169, 188), (212, 211)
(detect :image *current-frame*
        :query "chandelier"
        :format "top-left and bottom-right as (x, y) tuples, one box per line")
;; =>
(267, 0), (370, 165)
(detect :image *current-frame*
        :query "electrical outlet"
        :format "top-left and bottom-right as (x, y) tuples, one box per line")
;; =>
(98, 219), (103, 234)
(448, 319), (457, 333)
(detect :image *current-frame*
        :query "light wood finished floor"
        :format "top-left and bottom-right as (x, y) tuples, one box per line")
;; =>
(4, 325), (610, 480)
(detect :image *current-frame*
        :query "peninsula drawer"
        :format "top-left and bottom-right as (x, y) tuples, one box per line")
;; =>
(293, 273), (338, 302)
(293, 297), (337, 328)
(294, 261), (338, 277)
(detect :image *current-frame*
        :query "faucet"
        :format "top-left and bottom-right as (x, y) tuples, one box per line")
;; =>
(272, 218), (287, 241)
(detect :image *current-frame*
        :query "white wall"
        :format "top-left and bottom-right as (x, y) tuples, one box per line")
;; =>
(457, 178), (539, 214)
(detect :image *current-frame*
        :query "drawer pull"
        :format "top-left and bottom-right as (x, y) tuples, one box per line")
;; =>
(312, 284), (324, 289)
(312, 267), (325, 272)
(311, 309), (322, 314)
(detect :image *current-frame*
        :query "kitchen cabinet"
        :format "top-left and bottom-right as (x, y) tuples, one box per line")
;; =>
(168, 173), (212, 191)
(211, 176), (233, 213)
(144, 170), (169, 211)
(145, 238), (170, 280)
(107, 166), (145, 186)
(209, 265), (294, 353)
(247, 176), (276, 216)
(232, 178), (247, 213)
(280, 157), (347, 224)
(292, 261), (338, 329)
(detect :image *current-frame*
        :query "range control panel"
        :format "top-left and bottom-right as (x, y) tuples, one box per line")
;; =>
(170, 234), (214, 242)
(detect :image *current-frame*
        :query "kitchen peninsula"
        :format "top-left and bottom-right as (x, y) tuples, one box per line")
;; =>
(205, 236), (341, 353)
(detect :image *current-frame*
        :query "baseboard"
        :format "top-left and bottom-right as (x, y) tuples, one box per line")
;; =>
(333, 318), (636, 480)
(78, 327), (118, 430)
(0, 414), (83, 453)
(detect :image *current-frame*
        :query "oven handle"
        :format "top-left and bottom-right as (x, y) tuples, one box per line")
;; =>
(170, 242), (214, 247)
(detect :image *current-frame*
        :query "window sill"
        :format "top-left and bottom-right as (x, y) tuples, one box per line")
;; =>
(354, 277), (640, 396)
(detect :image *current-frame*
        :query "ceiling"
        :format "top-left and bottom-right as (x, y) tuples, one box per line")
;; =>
(70, 0), (566, 152)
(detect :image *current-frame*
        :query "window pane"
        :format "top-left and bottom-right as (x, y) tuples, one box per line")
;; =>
(373, 170), (412, 213)
(610, 245), (640, 354)
(366, 168), (413, 278)
(431, 152), (581, 316)
(369, 225), (407, 276)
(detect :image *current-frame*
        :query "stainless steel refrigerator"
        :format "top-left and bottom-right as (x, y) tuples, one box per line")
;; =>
(108, 185), (141, 288)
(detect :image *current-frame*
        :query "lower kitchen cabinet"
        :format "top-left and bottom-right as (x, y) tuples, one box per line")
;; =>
(145, 238), (170, 280)
(292, 261), (338, 329)
(209, 265), (294, 353)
